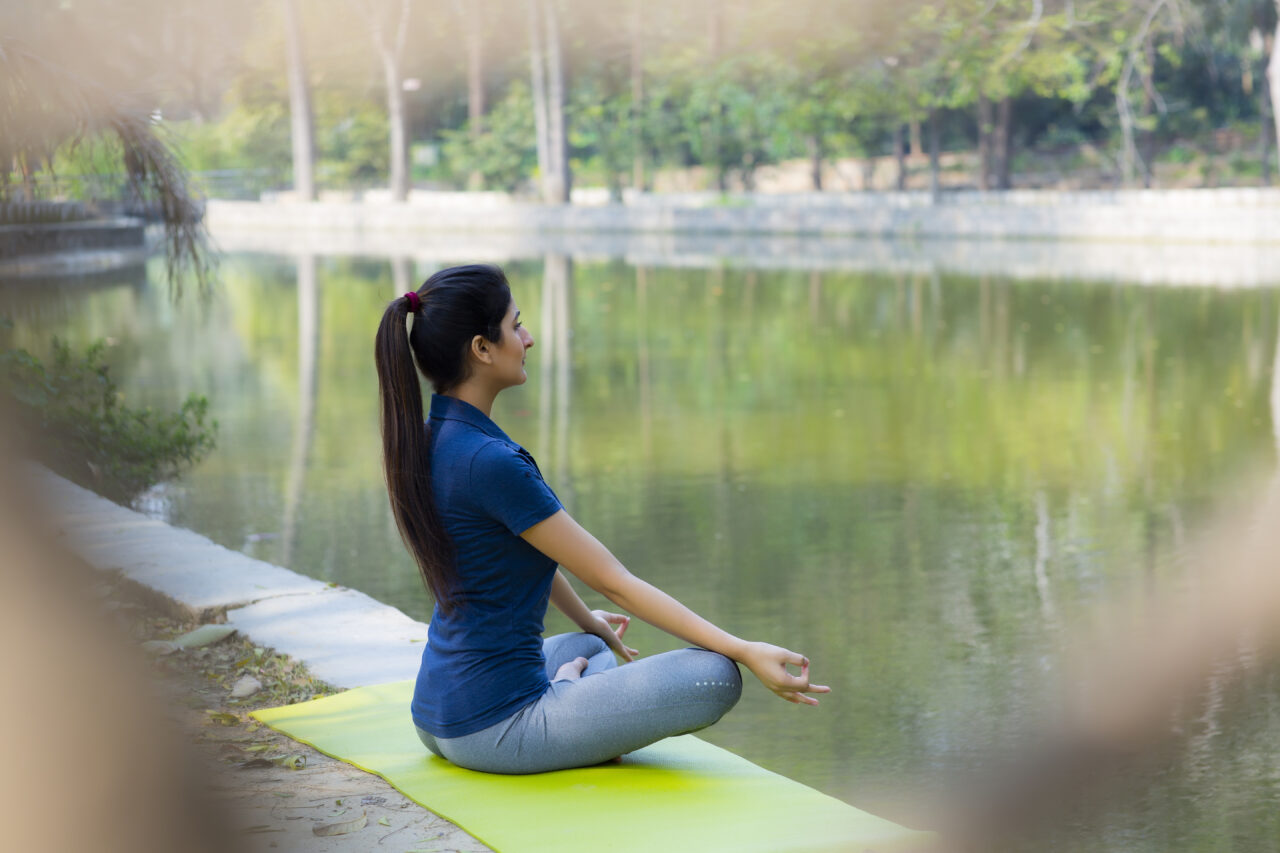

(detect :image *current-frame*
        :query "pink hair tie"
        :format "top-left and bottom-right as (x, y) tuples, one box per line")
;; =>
(404, 291), (421, 313)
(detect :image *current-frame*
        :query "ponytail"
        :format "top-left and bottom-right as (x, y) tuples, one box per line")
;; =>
(373, 264), (512, 614)
(374, 294), (459, 612)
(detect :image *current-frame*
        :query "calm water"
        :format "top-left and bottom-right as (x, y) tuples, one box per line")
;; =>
(5, 249), (1280, 850)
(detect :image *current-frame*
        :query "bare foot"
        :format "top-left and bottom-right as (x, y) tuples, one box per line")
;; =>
(553, 656), (589, 682)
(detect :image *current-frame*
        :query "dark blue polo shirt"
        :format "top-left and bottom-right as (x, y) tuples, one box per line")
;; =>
(411, 394), (564, 738)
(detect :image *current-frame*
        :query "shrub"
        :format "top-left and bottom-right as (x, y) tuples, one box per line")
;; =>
(438, 81), (537, 193)
(0, 336), (216, 504)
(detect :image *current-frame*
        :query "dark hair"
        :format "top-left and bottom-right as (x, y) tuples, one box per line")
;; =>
(374, 264), (512, 612)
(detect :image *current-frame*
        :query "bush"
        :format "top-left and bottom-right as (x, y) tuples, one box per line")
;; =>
(0, 336), (216, 504)
(438, 81), (537, 193)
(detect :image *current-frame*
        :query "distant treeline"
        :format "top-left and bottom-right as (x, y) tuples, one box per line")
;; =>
(8, 1), (1280, 200)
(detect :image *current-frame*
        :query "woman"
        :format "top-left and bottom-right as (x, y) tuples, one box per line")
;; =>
(375, 264), (828, 774)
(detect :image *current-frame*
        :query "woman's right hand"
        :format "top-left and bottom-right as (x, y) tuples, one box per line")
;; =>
(588, 609), (639, 662)
(740, 641), (831, 705)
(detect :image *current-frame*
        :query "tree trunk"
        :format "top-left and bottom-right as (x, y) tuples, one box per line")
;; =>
(995, 96), (1012, 190)
(977, 95), (993, 191)
(282, 253), (317, 566)
(893, 123), (907, 190)
(708, 0), (726, 193)
(630, 0), (645, 192)
(1262, 50), (1274, 187)
(542, 0), (569, 203)
(708, 0), (723, 55)
(464, 4), (485, 190)
(282, 0), (315, 201)
(1140, 38), (1156, 188)
(929, 108), (941, 202)
(910, 119), (923, 159)
(528, 0), (568, 203)
(1269, 16), (1280, 183)
(808, 134), (823, 190)
(527, 0), (551, 194)
(363, 0), (411, 202)
(382, 53), (409, 201)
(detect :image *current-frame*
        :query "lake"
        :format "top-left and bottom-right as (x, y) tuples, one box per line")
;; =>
(5, 243), (1279, 850)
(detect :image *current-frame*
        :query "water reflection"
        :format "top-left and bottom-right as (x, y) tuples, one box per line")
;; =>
(537, 253), (573, 494)
(3, 250), (1279, 850)
(282, 253), (317, 566)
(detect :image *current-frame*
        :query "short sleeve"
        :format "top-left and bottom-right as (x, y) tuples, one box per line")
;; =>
(468, 441), (563, 535)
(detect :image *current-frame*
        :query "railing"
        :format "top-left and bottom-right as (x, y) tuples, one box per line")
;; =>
(190, 169), (288, 201)
(0, 200), (91, 225)
(0, 168), (293, 222)
(1, 173), (163, 223)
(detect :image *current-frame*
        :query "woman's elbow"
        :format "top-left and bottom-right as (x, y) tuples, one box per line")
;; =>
(582, 563), (635, 603)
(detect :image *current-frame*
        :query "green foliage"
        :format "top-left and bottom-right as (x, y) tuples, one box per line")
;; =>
(43, 136), (131, 201)
(0, 337), (216, 504)
(315, 94), (388, 189)
(439, 81), (537, 193)
(659, 53), (792, 190)
(170, 80), (392, 194)
(570, 74), (637, 200)
(171, 79), (292, 197)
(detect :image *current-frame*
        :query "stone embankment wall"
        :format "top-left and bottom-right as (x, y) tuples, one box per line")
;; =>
(0, 216), (147, 277)
(208, 188), (1280, 245)
(207, 189), (1280, 288)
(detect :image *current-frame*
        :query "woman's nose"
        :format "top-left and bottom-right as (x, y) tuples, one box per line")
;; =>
(523, 328), (535, 348)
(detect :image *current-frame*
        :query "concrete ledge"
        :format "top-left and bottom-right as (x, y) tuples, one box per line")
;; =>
(211, 223), (1280, 289)
(32, 467), (429, 688)
(227, 590), (427, 688)
(0, 246), (149, 277)
(206, 188), (1280, 247)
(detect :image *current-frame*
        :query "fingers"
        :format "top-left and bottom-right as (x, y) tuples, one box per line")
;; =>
(608, 635), (637, 663)
(593, 610), (630, 637)
(775, 688), (823, 705)
(746, 642), (830, 705)
(775, 654), (829, 704)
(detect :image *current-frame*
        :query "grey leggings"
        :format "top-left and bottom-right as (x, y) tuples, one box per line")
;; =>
(415, 633), (742, 774)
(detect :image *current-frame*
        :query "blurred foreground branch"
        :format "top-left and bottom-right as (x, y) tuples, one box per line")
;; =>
(0, 35), (212, 293)
(941, 478), (1280, 850)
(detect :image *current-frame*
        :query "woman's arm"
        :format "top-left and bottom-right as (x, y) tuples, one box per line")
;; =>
(549, 569), (637, 661)
(523, 509), (830, 705)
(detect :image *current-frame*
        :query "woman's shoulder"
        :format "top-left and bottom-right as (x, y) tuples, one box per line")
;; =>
(467, 437), (543, 483)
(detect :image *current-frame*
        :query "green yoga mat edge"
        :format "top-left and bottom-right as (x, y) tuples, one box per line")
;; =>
(252, 705), (504, 851)
(253, 680), (936, 853)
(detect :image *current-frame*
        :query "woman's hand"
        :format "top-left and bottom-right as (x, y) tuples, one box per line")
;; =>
(740, 641), (831, 705)
(588, 609), (638, 662)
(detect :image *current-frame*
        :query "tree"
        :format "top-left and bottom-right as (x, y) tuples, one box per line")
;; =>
(1079, 0), (1193, 186)
(440, 81), (537, 192)
(355, 0), (413, 201)
(629, 0), (647, 191)
(0, 33), (208, 289)
(527, 0), (570, 203)
(1267, 0), (1280, 179)
(282, 0), (316, 201)
(449, 0), (490, 190)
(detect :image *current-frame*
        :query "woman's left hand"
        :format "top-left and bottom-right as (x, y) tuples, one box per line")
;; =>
(589, 609), (638, 662)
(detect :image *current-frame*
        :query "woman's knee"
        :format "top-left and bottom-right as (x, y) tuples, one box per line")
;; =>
(674, 648), (743, 715)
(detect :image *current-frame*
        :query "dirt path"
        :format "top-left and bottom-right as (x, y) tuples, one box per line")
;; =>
(110, 577), (491, 853)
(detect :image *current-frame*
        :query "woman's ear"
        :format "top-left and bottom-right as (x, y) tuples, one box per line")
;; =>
(470, 334), (493, 365)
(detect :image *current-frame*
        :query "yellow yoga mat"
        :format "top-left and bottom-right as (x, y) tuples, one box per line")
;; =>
(253, 680), (934, 853)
